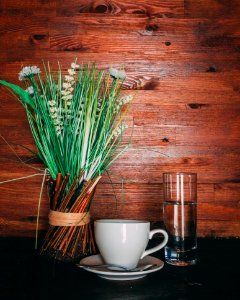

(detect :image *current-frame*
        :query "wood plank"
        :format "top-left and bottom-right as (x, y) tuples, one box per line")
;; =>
(56, 0), (184, 17)
(1, 180), (238, 217)
(0, 0), (240, 238)
(0, 32), (49, 50)
(0, 16), (50, 35)
(1, 16), (240, 54)
(214, 183), (240, 202)
(132, 104), (240, 125)
(91, 201), (240, 222)
(1, 219), (239, 237)
(197, 220), (240, 237)
(131, 90), (240, 106)
(184, 0), (240, 18)
(0, 217), (47, 237)
(1, 57), (240, 89)
(108, 156), (240, 183)
(0, 179), (239, 237)
(0, 0), (56, 16)
(93, 182), (215, 203)
(48, 17), (240, 53)
(1, 79), (240, 109)
(1, 146), (240, 183)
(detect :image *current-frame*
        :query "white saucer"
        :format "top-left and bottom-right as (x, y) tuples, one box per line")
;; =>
(79, 254), (164, 281)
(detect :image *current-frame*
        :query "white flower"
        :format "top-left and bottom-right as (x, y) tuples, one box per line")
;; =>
(49, 107), (57, 113)
(118, 95), (133, 105)
(109, 68), (126, 80)
(19, 66), (40, 81)
(48, 100), (56, 106)
(56, 125), (62, 136)
(71, 62), (80, 69)
(25, 86), (34, 95)
(113, 124), (128, 137)
(61, 90), (65, 96)
(63, 82), (72, 89)
(52, 113), (58, 118)
(62, 94), (73, 101)
(64, 75), (75, 82)
(68, 69), (76, 76)
(61, 62), (77, 106)
(61, 88), (73, 96)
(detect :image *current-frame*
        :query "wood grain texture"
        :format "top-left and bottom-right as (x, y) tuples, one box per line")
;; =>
(56, 0), (184, 17)
(185, 0), (240, 18)
(0, 0), (240, 237)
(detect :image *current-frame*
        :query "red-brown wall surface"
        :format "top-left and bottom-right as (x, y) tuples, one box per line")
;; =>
(0, 0), (240, 237)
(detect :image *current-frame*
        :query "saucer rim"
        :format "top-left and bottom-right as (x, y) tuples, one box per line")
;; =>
(79, 254), (164, 277)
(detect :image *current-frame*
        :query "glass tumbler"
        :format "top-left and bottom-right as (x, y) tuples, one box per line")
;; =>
(163, 172), (197, 266)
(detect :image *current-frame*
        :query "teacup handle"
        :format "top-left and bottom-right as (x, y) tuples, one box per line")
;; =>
(140, 229), (168, 259)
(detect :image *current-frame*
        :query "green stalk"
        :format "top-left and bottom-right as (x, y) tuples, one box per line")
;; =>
(0, 62), (133, 195)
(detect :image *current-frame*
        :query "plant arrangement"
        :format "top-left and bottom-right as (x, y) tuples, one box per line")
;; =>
(0, 61), (132, 260)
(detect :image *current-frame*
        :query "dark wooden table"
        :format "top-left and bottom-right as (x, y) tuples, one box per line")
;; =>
(0, 238), (239, 300)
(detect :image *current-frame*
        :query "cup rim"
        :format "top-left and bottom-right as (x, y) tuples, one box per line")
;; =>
(163, 172), (197, 176)
(94, 219), (149, 224)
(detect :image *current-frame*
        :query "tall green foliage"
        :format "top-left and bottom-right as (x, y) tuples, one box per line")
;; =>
(0, 62), (132, 189)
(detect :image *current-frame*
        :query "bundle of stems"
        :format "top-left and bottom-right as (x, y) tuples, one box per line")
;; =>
(0, 61), (132, 259)
(41, 172), (100, 259)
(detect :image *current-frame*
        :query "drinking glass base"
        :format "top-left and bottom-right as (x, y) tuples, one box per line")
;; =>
(165, 246), (197, 266)
(165, 259), (197, 266)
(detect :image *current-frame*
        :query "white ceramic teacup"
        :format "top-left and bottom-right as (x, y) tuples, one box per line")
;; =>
(94, 219), (168, 270)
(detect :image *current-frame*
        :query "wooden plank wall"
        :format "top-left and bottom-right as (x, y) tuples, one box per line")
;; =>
(0, 0), (240, 237)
